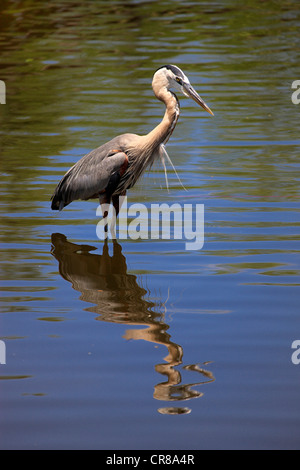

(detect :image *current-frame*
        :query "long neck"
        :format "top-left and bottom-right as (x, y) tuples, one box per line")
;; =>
(142, 87), (180, 151)
(116, 87), (179, 194)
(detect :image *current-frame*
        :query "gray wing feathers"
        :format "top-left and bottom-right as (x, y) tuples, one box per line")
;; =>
(51, 147), (127, 210)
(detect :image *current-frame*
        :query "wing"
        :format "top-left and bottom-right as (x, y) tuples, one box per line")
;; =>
(51, 144), (128, 211)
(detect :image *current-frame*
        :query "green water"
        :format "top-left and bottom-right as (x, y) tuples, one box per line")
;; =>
(0, 0), (300, 450)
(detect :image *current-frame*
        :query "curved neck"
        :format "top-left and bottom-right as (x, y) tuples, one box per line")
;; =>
(143, 87), (180, 151)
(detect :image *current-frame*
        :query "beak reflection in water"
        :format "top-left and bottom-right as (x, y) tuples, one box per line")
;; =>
(51, 233), (215, 414)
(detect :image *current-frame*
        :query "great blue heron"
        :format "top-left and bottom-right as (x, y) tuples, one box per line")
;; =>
(51, 64), (213, 218)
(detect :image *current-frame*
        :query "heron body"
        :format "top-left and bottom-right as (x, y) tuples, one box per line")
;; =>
(51, 65), (213, 217)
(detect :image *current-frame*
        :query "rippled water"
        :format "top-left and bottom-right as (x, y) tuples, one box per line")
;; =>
(1, 0), (300, 450)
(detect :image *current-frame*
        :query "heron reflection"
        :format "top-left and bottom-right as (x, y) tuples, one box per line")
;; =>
(51, 233), (214, 413)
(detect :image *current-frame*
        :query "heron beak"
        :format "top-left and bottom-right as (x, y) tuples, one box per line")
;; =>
(182, 83), (214, 116)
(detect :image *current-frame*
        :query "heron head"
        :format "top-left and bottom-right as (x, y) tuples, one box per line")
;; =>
(153, 64), (214, 116)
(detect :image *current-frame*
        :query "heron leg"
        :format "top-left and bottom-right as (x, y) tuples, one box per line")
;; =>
(112, 191), (126, 218)
(111, 191), (126, 239)
(99, 193), (111, 234)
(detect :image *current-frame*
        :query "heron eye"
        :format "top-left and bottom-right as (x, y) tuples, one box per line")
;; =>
(175, 77), (182, 85)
